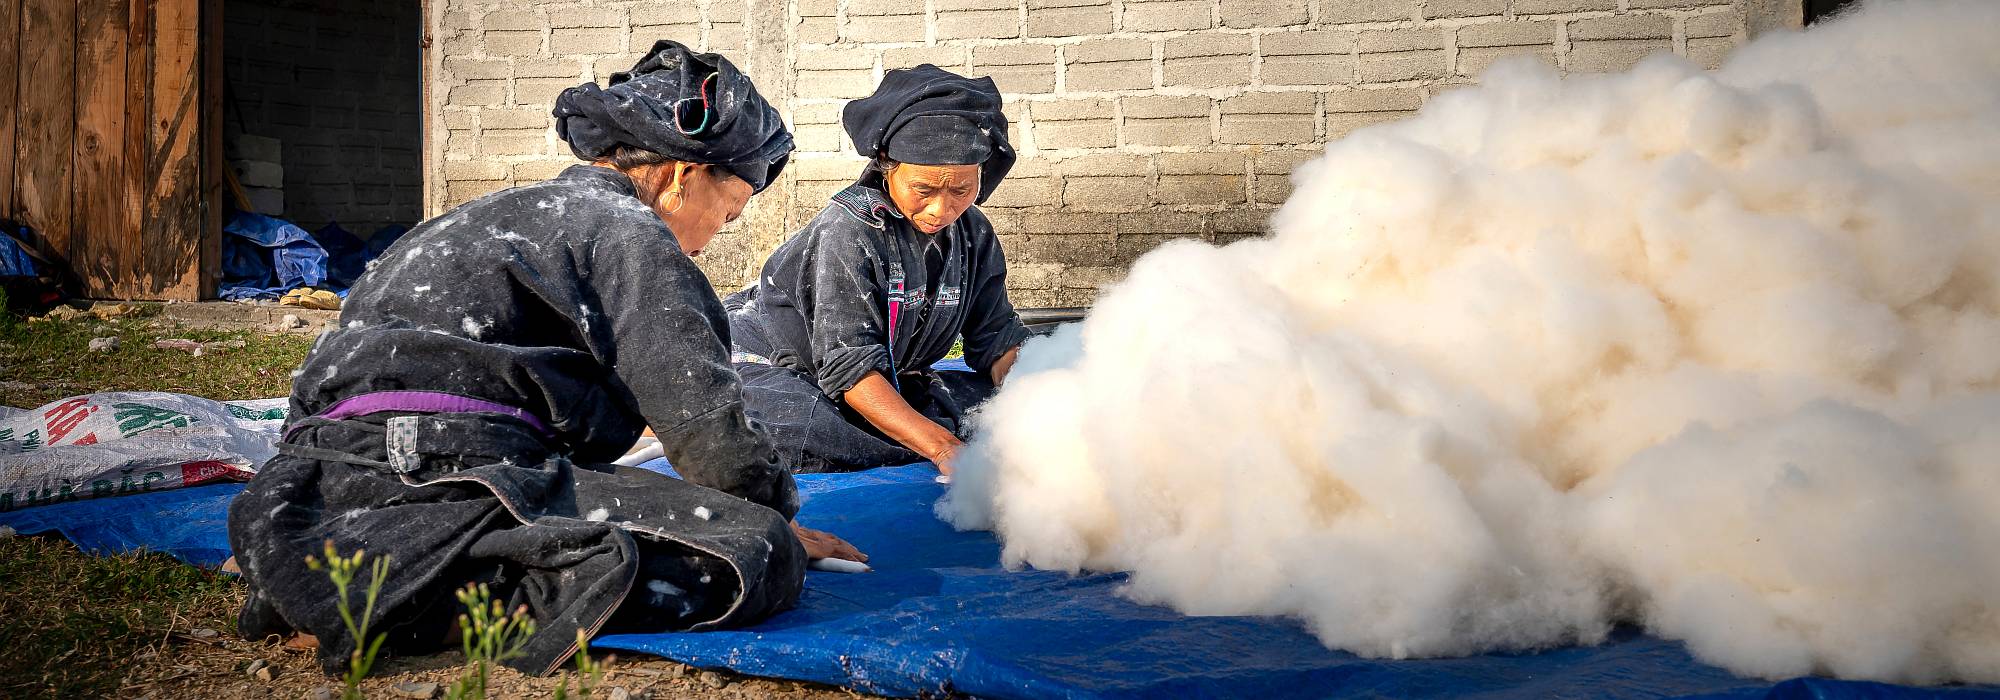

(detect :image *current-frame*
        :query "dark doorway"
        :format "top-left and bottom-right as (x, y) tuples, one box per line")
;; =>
(1805, 0), (1859, 24)
(221, 0), (421, 240)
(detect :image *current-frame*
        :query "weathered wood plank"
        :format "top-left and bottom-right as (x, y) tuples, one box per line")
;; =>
(14, 0), (76, 267)
(0, 0), (20, 221)
(144, 0), (203, 300)
(200, 0), (223, 299)
(125, 0), (153, 295)
(75, 0), (131, 298)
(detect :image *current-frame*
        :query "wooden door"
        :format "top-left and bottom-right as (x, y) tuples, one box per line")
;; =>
(1, 0), (218, 301)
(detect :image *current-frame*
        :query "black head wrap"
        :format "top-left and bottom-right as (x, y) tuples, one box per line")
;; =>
(553, 40), (792, 193)
(842, 65), (1015, 204)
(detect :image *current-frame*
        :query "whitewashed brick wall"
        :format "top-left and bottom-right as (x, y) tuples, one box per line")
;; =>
(427, 0), (1793, 303)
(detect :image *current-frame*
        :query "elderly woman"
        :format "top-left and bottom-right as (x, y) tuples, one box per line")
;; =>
(726, 65), (1033, 474)
(227, 42), (860, 678)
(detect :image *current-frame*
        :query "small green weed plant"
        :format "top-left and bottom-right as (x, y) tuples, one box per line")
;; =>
(304, 540), (392, 700)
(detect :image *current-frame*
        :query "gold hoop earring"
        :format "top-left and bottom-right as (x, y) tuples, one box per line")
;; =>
(662, 188), (687, 215)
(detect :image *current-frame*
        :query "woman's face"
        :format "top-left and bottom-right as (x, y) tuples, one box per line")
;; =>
(654, 164), (753, 258)
(884, 163), (980, 235)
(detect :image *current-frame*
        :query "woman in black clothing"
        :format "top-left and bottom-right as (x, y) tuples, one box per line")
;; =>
(227, 41), (860, 678)
(726, 65), (1033, 475)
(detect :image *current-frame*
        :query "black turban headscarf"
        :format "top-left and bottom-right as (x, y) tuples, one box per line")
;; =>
(553, 40), (792, 193)
(842, 64), (1016, 204)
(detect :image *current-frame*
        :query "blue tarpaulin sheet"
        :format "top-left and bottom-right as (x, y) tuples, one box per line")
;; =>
(4, 467), (1994, 700)
(0, 228), (38, 278)
(220, 212), (330, 301)
(0, 481), (239, 568)
(314, 223), (369, 288)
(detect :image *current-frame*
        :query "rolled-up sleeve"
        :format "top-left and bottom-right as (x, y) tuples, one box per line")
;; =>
(797, 230), (894, 400)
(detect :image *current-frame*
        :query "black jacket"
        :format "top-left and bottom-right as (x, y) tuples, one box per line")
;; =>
(300, 164), (795, 516)
(726, 177), (1031, 399)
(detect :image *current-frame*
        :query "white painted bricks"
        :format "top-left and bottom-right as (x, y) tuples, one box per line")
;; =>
(434, 0), (1765, 297)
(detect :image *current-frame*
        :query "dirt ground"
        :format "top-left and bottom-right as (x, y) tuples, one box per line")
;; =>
(0, 532), (874, 700)
(123, 628), (866, 700)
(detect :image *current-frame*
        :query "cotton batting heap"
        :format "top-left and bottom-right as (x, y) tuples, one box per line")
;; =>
(938, 0), (2000, 686)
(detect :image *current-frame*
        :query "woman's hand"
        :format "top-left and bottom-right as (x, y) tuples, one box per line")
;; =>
(925, 439), (963, 476)
(847, 371), (965, 476)
(792, 522), (867, 562)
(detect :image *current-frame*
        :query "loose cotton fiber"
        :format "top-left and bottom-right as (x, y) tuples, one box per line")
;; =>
(939, 0), (2000, 685)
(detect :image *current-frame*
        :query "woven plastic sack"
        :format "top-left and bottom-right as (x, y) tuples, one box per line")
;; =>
(0, 392), (288, 512)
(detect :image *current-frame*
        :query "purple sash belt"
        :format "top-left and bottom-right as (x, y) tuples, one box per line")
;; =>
(285, 390), (554, 441)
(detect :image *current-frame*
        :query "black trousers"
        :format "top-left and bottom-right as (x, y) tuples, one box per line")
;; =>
(227, 411), (805, 676)
(736, 364), (997, 473)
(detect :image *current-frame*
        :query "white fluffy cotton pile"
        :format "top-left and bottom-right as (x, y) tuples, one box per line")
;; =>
(939, 0), (2000, 684)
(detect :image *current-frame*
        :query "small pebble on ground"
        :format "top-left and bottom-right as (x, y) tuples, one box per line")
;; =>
(700, 670), (728, 689)
(390, 680), (440, 698)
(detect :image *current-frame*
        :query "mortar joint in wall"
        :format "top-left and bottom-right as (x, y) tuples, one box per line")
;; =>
(1313, 88), (1326, 141)
(1152, 39), (1164, 91)
(1248, 32), (1262, 86)
(698, 0), (715, 52)
(1109, 97), (1126, 148)
(1208, 90), (1223, 147)
(926, 0), (938, 45)
(1444, 27), (1461, 76)
(1553, 18), (1570, 70)
(1018, 102), (1040, 155)
(1309, 16), (1425, 31)
(1052, 43), (1068, 94)
(1516, 9), (1624, 21)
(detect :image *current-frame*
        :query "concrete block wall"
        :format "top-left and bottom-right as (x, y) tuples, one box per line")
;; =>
(225, 0), (424, 236)
(429, 0), (1772, 303)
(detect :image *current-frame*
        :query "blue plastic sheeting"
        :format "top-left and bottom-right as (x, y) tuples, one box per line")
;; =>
(314, 223), (369, 288)
(0, 227), (38, 277)
(4, 469), (1994, 700)
(595, 465), (2000, 700)
(0, 482), (240, 568)
(220, 213), (330, 301)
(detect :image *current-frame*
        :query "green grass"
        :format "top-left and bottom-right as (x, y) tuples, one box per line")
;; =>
(0, 535), (243, 698)
(0, 310), (301, 695)
(0, 311), (312, 408)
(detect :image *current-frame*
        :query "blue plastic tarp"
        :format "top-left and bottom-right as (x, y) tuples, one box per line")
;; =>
(314, 223), (369, 288)
(0, 481), (238, 568)
(220, 212), (329, 301)
(4, 467), (1994, 700)
(0, 226), (38, 278)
